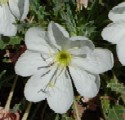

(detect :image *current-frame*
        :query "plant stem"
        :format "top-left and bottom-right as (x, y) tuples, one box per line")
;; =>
(22, 102), (32, 120)
(74, 100), (81, 120)
(5, 75), (18, 111)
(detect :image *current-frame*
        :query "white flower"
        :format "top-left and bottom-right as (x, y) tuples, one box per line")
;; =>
(0, 0), (29, 36)
(101, 2), (125, 65)
(15, 22), (113, 113)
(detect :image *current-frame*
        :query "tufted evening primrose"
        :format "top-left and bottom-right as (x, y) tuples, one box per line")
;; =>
(0, 0), (29, 36)
(15, 22), (114, 113)
(101, 2), (125, 66)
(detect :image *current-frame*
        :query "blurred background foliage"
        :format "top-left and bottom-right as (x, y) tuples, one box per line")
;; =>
(1, 0), (125, 120)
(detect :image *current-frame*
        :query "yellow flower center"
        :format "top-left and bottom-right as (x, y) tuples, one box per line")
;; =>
(55, 50), (72, 67)
(0, 0), (8, 4)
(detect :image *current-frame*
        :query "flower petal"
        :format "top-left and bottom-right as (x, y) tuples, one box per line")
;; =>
(19, 0), (29, 21)
(68, 36), (95, 56)
(9, 0), (29, 20)
(24, 66), (57, 102)
(24, 77), (46, 102)
(69, 47), (91, 57)
(101, 22), (125, 44)
(47, 69), (73, 113)
(108, 2), (125, 22)
(47, 22), (69, 50)
(0, 4), (17, 36)
(15, 50), (50, 77)
(117, 39), (125, 65)
(9, 0), (20, 19)
(69, 66), (100, 98)
(71, 49), (114, 74)
(25, 27), (55, 54)
(69, 36), (94, 49)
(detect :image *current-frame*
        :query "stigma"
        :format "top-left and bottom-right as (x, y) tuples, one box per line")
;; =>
(55, 50), (72, 67)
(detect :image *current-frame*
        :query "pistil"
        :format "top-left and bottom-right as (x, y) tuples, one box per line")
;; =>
(56, 50), (72, 67)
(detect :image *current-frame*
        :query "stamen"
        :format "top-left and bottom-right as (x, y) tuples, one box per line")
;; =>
(38, 67), (64, 93)
(40, 70), (50, 78)
(40, 54), (46, 61)
(37, 63), (54, 70)
(38, 89), (48, 94)
(46, 67), (65, 89)
(52, 68), (64, 85)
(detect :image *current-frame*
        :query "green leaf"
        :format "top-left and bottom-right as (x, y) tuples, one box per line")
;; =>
(107, 76), (125, 94)
(61, 114), (74, 120)
(12, 104), (21, 113)
(100, 97), (110, 114)
(0, 39), (5, 49)
(9, 36), (21, 45)
(108, 105), (125, 120)
(55, 114), (60, 120)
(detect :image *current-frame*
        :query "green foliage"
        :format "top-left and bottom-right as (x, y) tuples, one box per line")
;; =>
(0, 39), (5, 49)
(107, 76), (125, 94)
(55, 114), (74, 120)
(100, 96), (110, 115)
(108, 105), (125, 120)
(9, 36), (21, 45)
